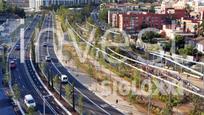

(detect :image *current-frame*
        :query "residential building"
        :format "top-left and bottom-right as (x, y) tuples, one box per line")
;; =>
(7, 0), (29, 8)
(103, 3), (139, 11)
(165, 8), (187, 19)
(108, 11), (167, 33)
(108, 8), (188, 33)
(29, 0), (42, 11)
(180, 17), (201, 33)
(41, 0), (99, 7)
(20, 0), (99, 12)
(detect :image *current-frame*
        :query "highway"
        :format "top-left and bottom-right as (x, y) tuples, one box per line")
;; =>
(37, 13), (123, 115)
(9, 14), (68, 114)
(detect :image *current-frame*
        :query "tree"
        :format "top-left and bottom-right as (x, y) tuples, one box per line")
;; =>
(27, 107), (35, 115)
(31, 32), (36, 62)
(178, 45), (198, 56)
(162, 42), (171, 52)
(2, 45), (7, 73)
(0, 0), (4, 12)
(133, 70), (141, 87)
(13, 84), (20, 100)
(65, 84), (71, 101)
(198, 20), (204, 36)
(78, 94), (84, 115)
(190, 95), (204, 115)
(0, 1), (25, 18)
(88, 64), (94, 78)
(82, 5), (92, 18)
(178, 48), (187, 57)
(95, 27), (102, 44)
(87, 16), (94, 24)
(149, 6), (155, 13)
(53, 75), (60, 88)
(161, 94), (173, 115)
(3, 72), (10, 86)
(175, 35), (185, 50)
(141, 31), (160, 44)
(99, 9), (108, 23)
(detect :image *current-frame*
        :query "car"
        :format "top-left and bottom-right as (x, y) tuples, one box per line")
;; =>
(10, 60), (16, 69)
(191, 86), (201, 92)
(60, 75), (68, 83)
(176, 76), (181, 81)
(15, 44), (20, 50)
(24, 94), (36, 108)
(42, 42), (47, 47)
(45, 55), (51, 62)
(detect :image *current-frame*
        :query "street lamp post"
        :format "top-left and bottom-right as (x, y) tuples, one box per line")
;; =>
(47, 65), (51, 87)
(51, 70), (54, 89)
(72, 83), (75, 111)
(43, 95), (52, 115)
(60, 81), (62, 99)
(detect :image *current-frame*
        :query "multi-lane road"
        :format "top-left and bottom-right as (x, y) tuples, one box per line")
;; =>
(37, 13), (123, 115)
(9, 14), (68, 114)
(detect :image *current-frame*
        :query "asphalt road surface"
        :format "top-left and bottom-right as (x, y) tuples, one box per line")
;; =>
(9, 14), (68, 115)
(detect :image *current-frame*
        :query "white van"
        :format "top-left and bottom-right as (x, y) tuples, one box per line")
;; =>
(24, 94), (36, 108)
(60, 75), (68, 83)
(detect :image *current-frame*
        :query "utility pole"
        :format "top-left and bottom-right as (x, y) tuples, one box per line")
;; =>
(47, 65), (51, 87)
(147, 76), (152, 115)
(59, 81), (62, 99)
(51, 70), (53, 89)
(43, 95), (52, 115)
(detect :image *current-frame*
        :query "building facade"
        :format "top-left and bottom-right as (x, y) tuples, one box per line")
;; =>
(29, 0), (99, 11)
(41, 0), (99, 6)
(7, 0), (29, 8)
(108, 10), (188, 33)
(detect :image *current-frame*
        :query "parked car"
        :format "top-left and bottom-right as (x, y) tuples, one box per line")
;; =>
(24, 94), (36, 108)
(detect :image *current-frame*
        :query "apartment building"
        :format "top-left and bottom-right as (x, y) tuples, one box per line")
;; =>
(41, 0), (99, 6)
(108, 9), (188, 33)
(28, 0), (99, 11)
(7, 0), (29, 8)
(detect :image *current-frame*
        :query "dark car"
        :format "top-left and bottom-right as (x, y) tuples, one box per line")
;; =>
(42, 42), (47, 47)
(15, 44), (20, 50)
(10, 60), (16, 69)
